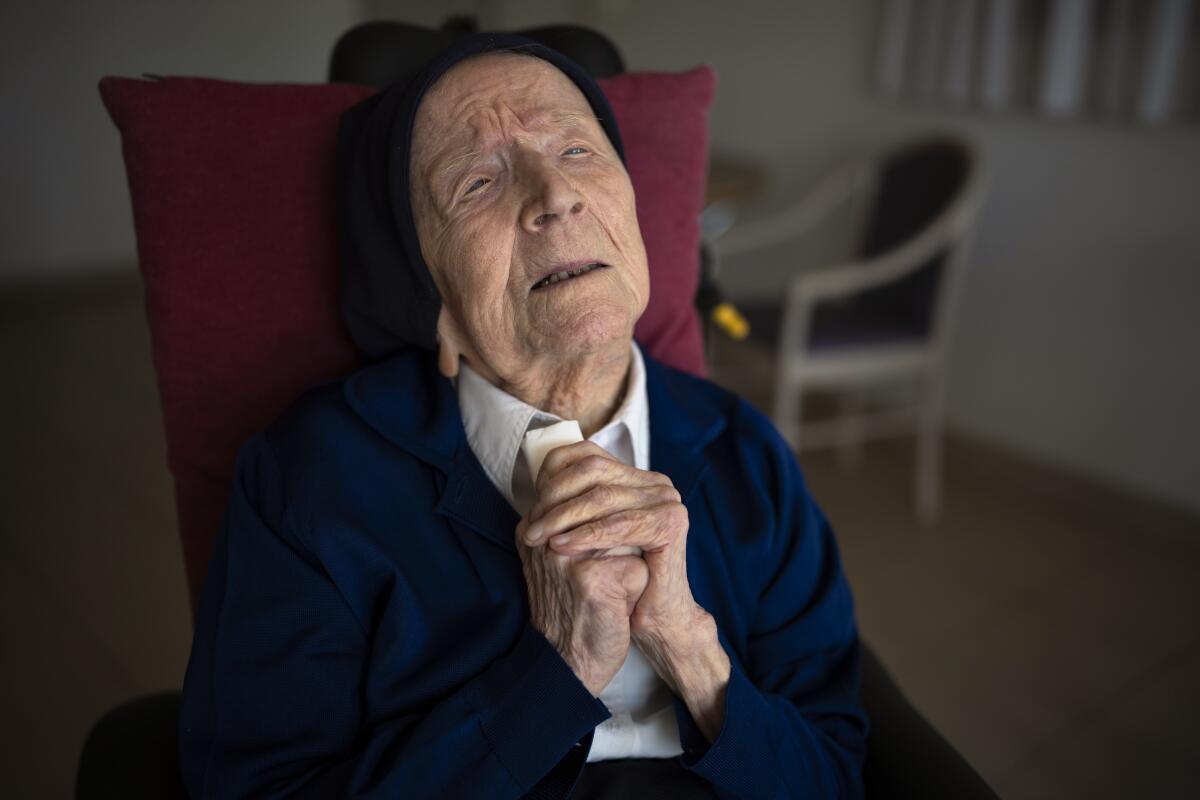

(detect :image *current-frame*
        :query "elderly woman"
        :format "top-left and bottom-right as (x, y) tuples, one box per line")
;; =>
(180, 35), (865, 799)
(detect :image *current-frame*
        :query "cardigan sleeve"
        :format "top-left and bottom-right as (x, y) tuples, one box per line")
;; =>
(178, 434), (610, 799)
(673, 422), (868, 799)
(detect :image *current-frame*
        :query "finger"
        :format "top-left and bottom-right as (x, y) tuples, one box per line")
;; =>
(619, 557), (651, 612)
(549, 503), (687, 556)
(537, 440), (614, 488)
(515, 518), (575, 574)
(569, 554), (649, 606)
(530, 456), (670, 529)
(523, 483), (680, 546)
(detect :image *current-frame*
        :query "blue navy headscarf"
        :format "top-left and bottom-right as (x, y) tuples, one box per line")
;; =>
(336, 33), (626, 360)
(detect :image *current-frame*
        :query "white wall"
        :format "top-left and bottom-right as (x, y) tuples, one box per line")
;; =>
(0, 0), (367, 281)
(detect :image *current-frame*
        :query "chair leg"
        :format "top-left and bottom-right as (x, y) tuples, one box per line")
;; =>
(772, 373), (804, 450)
(916, 370), (945, 525)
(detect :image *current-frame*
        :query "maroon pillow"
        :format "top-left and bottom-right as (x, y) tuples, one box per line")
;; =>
(603, 69), (712, 378)
(99, 67), (714, 609)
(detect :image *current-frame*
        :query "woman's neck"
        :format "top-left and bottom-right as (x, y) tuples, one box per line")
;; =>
(495, 341), (633, 438)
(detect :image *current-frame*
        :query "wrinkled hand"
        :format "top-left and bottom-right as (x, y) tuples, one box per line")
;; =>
(521, 443), (717, 682)
(517, 515), (649, 696)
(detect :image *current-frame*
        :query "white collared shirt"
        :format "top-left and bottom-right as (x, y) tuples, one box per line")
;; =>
(456, 342), (683, 762)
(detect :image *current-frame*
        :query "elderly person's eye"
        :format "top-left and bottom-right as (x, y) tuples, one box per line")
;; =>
(464, 177), (490, 195)
(563, 146), (590, 156)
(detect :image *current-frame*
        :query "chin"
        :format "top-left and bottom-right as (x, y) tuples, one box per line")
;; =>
(537, 301), (635, 358)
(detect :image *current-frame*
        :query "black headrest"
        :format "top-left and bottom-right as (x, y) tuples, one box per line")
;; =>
(328, 21), (625, 87)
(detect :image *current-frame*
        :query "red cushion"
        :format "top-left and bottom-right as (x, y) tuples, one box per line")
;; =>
(99, 67), (714, 609)
(603, 70), (711, 379)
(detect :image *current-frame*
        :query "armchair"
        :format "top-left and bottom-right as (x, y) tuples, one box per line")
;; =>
(80, 21), (995, 799)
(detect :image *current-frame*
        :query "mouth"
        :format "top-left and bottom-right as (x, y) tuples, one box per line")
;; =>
(530, 261), (609, 292)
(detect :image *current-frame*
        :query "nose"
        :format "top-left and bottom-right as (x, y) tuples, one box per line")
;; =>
(519, 155), (585, 233)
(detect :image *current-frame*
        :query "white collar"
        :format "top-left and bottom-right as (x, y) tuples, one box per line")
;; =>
(456, 342), (650, 512)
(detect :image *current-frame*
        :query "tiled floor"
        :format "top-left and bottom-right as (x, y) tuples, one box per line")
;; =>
(2, 274), (1198, 797)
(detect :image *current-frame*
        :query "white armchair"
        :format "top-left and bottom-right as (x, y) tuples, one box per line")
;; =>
(718, 136), (988, 523)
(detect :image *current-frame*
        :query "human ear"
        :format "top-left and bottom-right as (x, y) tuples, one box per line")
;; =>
(435, 306), (464, 379)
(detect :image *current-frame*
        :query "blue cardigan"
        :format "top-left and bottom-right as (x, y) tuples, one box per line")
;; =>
(179, 348), (867, 799)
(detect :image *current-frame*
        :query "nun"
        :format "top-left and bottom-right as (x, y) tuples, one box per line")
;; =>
(179, 34), (866, 799)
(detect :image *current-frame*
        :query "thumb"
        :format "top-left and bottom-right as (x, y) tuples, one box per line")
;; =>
(619, 557), (650, 604)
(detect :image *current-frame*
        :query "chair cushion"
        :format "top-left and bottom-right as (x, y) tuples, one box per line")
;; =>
(98, 67), (714, 607)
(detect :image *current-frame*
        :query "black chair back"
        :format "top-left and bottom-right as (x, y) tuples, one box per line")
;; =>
(857, 139), (970, 339)
(812, 139), (971, 348)
(328, 21), (624, 87)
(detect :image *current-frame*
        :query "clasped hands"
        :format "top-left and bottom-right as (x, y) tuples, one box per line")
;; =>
(516, 442), (730, 740)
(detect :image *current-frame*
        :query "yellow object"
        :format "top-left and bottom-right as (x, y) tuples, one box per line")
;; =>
(711, 302), (750, 340)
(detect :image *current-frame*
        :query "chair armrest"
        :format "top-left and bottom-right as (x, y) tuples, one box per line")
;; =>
(787, 166), (984, 306)
(860, 643), (999, 799)
(77, 692), (186, 799)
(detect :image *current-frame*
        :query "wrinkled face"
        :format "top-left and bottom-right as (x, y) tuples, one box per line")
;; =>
(410, 53), (649, 378)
